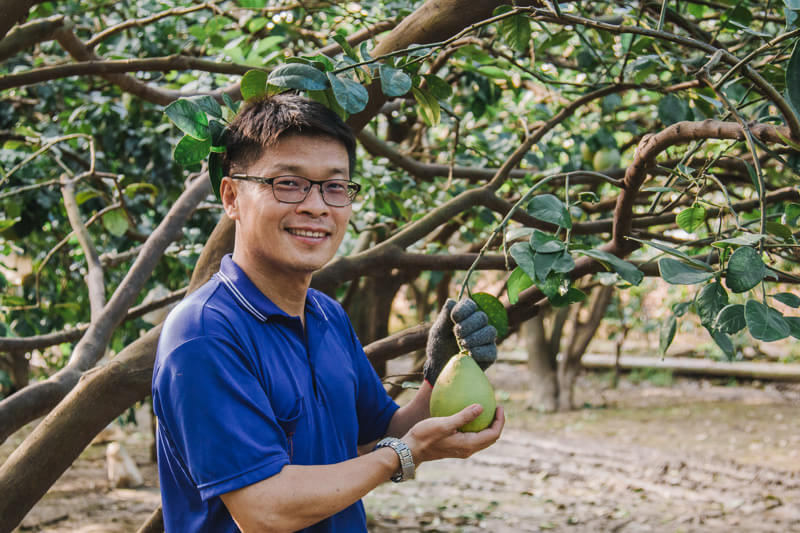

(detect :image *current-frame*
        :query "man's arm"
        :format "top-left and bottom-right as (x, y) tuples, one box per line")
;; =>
(220, 404), (504, 533)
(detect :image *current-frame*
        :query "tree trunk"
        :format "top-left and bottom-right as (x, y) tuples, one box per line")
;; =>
(522, 315), (558, 412)
(557, 285), (614, 411)
(346, 275), (406, 377)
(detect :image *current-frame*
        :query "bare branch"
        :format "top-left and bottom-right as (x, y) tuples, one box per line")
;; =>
(0, 55), (256, 91)
(60, 177), (105, 321)
(53, 26), (240, 106)
(85, 3), (216, 49)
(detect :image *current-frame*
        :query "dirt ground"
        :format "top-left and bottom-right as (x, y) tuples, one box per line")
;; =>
(5, 356), (800, 533)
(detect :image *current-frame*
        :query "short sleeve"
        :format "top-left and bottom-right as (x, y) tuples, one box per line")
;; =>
(349, 327), (399, 445)
(153, 336), (290, 501)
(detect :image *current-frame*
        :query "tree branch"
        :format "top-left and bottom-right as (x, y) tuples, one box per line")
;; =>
(0, 176), (210, 444)
(0, 15), (65, 61)
(0, 55), (257, 91)
(60, 178), (105, 321)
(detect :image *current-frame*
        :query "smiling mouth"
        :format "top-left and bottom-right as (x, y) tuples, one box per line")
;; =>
(286, 228), (329, 238)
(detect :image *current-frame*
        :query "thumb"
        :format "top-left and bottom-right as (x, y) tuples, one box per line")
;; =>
(444, 404), (483, 431)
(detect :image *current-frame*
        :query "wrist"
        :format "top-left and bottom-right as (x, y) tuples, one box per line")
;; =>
(374, 437), (415, 482)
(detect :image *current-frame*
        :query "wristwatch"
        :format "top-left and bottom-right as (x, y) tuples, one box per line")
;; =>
(374, 437), (415, 482)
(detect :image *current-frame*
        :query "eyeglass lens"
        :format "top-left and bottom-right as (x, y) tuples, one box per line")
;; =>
(272, 177), (357, 206)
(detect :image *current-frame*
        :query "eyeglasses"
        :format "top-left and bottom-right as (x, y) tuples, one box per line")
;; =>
(231, 174), (361, 207)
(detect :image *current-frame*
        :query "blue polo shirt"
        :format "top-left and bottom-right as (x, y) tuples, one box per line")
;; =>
(152, 255), (399, 532)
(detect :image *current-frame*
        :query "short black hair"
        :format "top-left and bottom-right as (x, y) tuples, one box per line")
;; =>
(222, 93), (356, 177)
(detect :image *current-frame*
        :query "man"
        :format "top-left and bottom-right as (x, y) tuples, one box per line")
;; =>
(152, 93), (504, 532)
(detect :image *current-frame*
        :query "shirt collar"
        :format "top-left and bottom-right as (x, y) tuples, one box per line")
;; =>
(216, 255), (328, 323)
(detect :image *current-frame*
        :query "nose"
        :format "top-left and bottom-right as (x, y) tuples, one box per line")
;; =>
(297, 182), (329, 216)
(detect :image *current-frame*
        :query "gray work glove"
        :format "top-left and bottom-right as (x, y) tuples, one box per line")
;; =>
(423, 297), (497, 385)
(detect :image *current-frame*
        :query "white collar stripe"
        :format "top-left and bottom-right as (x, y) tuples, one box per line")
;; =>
(217, 271), (268, 322)
(311, 294), (328, 321)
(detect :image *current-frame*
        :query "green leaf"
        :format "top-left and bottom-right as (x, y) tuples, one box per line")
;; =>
(499, 12), (531, 53)
(714, 304), (746, 334)
(123, 183), (158, 198)
(530, 230), (565, 253)
(787, 316), (800, 340)
(222, 93), (240, 113)
(509, 242), (536, 281)
(659, 314), (677, 355)
(471, 292), (509, 339)
(527, 194), (572, 229)
(75, 189), (101, 205)
(695, 282), (729, 328)
(507, 267), (534, 305)
(379, 65), (412, 97)
(745, 299), (791, 341)
(659, 257), (714, 285)
(333, 34), (358, 60)
(673, 301), (691, 317)
(676, 205), (706, 233)
(188, 95), (222, 118)
(712, 233), (765, 248)
(268, 63), (328, 91)
(533, 252), (558, 282)
(785, 202), (800, 226)
(165, 99), (209, 140)
(102, 208), (129, 237)
(787, 40), (800, 122)
(209, 152), (224, 201)
(627, 237), (713, 271)
(327, 73), (368, 114)
(773, 292), (800, 308)
(580, 249), (644, 285)
(241, 69), (268, 100)
(423, 74), (452, 100)
(725, 246), (766, 293)
(658, 94), (691, 125)
(173, 134), (211, 166)
(411, 87), (440, 126)
(552, 251), (575, 273)
(766, 221), (795, 242)
(711, 329), (735, 360)
(548, 286), (587, 307)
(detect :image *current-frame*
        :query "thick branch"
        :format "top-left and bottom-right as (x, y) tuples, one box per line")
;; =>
(0, 177), (209, 444)
(612, 120), (797, 250)
(0, 0), (52, 41)
(53, 27), (239, 106)
(0, 15), (64, 61)
(0, 55), (256, 91)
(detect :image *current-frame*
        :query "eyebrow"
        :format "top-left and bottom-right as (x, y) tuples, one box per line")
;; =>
(272, 163), (348, 177)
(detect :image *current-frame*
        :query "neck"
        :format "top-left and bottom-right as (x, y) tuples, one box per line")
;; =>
(231, 248), (310, 322)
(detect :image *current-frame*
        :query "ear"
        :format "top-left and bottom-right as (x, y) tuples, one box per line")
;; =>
(220, 177), (239, 220)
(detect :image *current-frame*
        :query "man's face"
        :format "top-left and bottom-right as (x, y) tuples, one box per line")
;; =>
(222, 134), (353, 279)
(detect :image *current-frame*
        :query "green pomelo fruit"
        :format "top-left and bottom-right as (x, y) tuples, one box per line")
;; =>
(580, 143), (594, 165)
(430, 352), (496, 432)
(593, 147), (621, 171)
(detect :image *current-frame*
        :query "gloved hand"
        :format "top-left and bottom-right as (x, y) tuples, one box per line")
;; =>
(423, 297), (497, 385)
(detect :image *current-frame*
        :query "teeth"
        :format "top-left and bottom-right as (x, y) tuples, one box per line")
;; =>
(288, 229), (326, 238)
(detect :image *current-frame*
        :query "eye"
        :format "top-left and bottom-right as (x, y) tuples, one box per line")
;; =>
(274, 177), (305, 190)
(323, 180), (348, 193)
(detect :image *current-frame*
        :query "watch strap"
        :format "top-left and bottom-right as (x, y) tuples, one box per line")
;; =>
(374, 437), (415, 482)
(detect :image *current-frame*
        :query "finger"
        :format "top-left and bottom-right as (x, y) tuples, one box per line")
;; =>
(453, 311), (488, 337)
(451, 298), (478, 322)
(458, 325), (497, 347)
(442, 403), (483, 432)
(467, 344), (497, 367)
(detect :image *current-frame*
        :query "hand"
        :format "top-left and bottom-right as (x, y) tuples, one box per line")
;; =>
(423, 298), (498, 385)
(401, 404), (504, 465)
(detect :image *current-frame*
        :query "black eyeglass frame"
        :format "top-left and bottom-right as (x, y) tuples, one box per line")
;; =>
(230, 174), (361, 207)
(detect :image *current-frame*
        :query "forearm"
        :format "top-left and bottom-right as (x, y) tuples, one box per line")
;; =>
(383, 380), (432, 438)
(221, 447), (399, 532)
